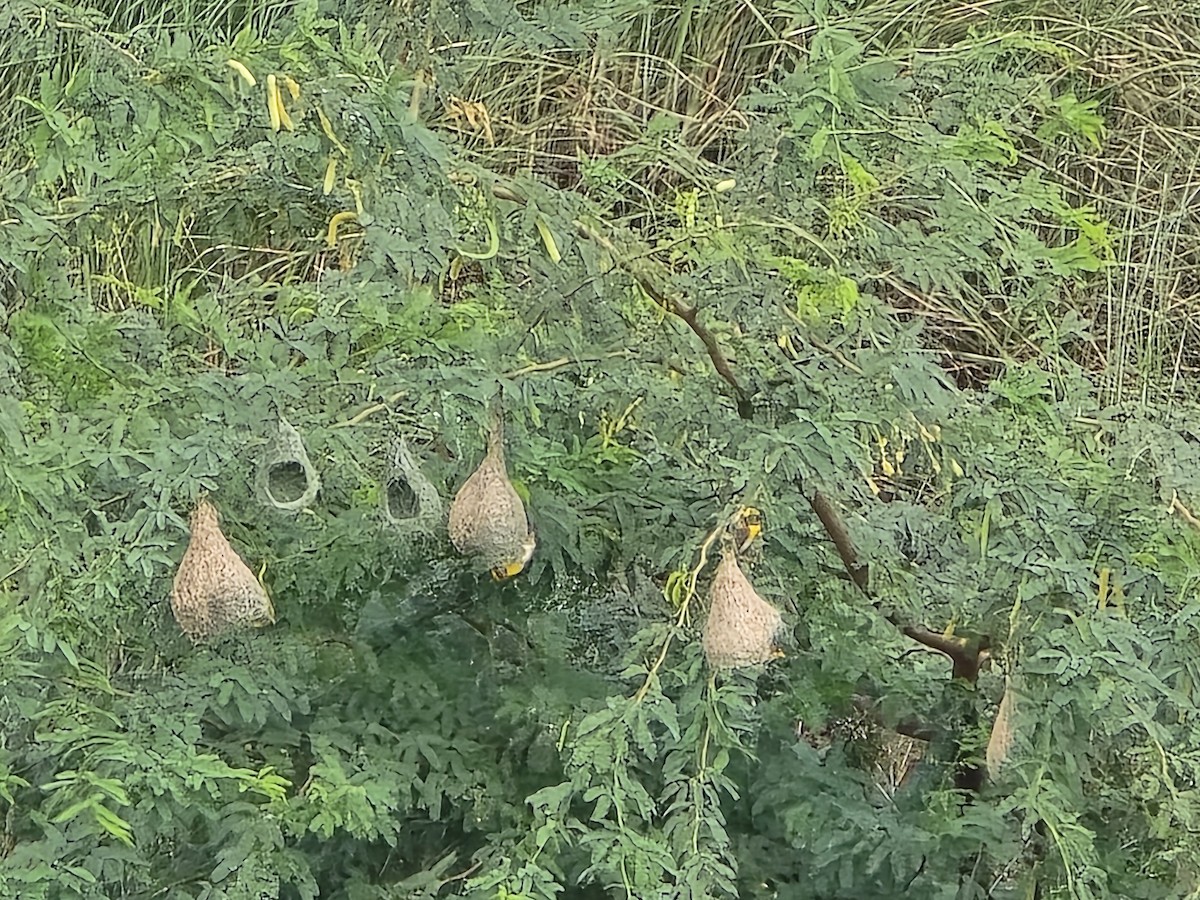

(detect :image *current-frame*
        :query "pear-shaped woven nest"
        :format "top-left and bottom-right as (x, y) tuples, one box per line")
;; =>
(703, 547), (785, 669)
(171, 498), (276, 643)
(448, 411), (535, 579)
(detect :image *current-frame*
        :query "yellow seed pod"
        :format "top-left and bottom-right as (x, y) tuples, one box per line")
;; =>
(226, 59), (257, 88)
(266, 74), (282, 132)
(535, 216), (561, 263)
(316, 106), (349, 156)
(323, 157), (338, 195)
(325, 211), (358, 248)
(269, 74), (295, 132)
(703, 546), (785, 669)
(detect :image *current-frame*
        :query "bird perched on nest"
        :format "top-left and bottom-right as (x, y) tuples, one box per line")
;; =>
(171, 497), (276, 642)
(448, 406), (536, 580)
(702, 525), (786, 669)
(732, 505), (763, 554)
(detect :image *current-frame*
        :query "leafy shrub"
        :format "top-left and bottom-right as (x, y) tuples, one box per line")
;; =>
(2, 1), (1200, 899)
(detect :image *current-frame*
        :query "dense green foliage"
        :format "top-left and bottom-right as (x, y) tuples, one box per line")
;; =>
(4, 0), (1200, 898)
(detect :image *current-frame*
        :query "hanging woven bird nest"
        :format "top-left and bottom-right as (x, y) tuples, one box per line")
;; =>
(703, 543), (786, 669)
(382, 436), (444, 540)
(448, 407), (536, 580)
(986, 675), (1017, 778)
(171, 498), (276, 642)
(255, 416), (320, 513)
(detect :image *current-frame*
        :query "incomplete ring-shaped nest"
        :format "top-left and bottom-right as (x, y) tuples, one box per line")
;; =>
(381, 436), (444, 541)
(256, 416), (320, 513)
(171, 498), (276, 643)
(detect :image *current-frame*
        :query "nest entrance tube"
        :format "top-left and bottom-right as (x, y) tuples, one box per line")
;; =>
(256, 416), (320, 513)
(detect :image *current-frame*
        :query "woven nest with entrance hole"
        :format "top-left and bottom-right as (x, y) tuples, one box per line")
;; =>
(255, 416), (321, 514)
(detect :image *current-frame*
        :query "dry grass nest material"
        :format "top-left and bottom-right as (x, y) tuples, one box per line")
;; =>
(448, 411), (536, 580)
(703, 546), (785, 669)
(171, 498), (276, 642)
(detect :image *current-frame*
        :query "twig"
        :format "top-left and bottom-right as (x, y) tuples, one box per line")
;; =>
(504, 357), (571, 377)
(504, 349), (637, 379)
(438, 861), (482, 887)
(573, 218), (749, 408)
(1, 551), (36, 584)
(632, 521), (725, 704)
(780, 307), (866, 375)
(490, 183), (751, 416)
(51, 17), (145, 69)
(331, 390), (408, 428)
(1171, 492), (1200, 530)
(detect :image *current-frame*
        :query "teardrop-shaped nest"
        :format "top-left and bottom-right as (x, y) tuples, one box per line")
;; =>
(703, 547), (785, 669)
(447, 410), (535, 579)
(986, 675), (1017, 778)
(255, 416), (320, 514)
(381, 436), (444, 541)
(171, 498), (276, 642)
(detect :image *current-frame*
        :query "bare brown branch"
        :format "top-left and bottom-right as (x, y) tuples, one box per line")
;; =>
(807, 489), (990, 682)
(490, 182), (751, 416)
(809, 490), (870, 592)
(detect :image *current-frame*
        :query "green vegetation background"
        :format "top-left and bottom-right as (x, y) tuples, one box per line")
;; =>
(3, 0), (1200, 897)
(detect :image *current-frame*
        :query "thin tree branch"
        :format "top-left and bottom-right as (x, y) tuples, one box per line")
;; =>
(808, 487), (992, 792)
(808, 489), (989, 679)
(491, 183), (751, 417)
(810, 490), (870, 592)
(1171, 491), (1200, 530)
(332, 390), (408, 428)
